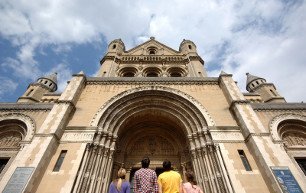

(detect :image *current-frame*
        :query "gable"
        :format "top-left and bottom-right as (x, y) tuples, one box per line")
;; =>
(125, 38), (180, 56)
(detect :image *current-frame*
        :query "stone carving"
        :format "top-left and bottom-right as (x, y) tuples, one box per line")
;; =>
(90, 85), (215, 129)
(269, 113), (306, 142)
(0, 132), (22, 148)
(211, 132), (244, 142)
(128, 136), (176, 156)
(61, 132), (95, 142)
(0, 113), (35, 142)
(283, 132), (306, 147)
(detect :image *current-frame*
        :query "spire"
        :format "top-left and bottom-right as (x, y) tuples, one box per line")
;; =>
(220, 70), (228, 75)
(43, 72), (58, 85)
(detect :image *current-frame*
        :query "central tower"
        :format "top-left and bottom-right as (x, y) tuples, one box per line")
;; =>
(97, 37), (207, 78)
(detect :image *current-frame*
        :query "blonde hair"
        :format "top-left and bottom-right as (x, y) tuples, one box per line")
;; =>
(116, 168), (126, 191)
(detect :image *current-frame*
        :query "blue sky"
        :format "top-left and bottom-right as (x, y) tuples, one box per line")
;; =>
(0, 0), (305, 102)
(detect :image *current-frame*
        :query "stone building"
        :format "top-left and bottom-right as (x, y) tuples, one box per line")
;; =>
(0, 37), (305, 193)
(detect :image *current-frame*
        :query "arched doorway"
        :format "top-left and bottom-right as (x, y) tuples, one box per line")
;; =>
(111, 109), (191, 182)
(73, 86), (232, 193)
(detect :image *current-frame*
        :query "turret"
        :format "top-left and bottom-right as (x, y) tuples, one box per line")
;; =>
(17, 73), (58, 103)
(179, 39), (197, 55)
(246, 73), (285, 103)
(179, 39), (206, 77)
(97, 39), (126, 77)
(107, 39), (125, 55)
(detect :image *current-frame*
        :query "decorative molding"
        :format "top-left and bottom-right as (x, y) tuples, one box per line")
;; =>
(86, 77), (219, 85)
(210, 131), (244, 142)
(0, 113), (36, 142)
(0, 103), (54, 111)
(269, 113), (306, 142)
(251, 103), (306, 111)
(61, 131), (95, 142)
(90, 85), (215, 129)
(244, 132), (271, 143)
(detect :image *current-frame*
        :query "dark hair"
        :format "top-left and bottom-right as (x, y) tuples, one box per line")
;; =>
(185, 170), (197, 185)
(162, 160), (171, 171)
(141, 157), (150, 168)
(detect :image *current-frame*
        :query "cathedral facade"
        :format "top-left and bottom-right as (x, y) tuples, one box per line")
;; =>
(0, 37), (305, 193)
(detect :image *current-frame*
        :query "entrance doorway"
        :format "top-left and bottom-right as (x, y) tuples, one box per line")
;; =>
(129, 167), (166, 193)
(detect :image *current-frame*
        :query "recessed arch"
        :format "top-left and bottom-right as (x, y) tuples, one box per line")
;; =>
(270, 113), (306, 142)
(90, 86), (215, 133)
(0, 113), (36, 142)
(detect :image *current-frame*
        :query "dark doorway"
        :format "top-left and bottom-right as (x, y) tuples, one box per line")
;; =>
(0, 158), (9, 174)
(295, 158), (306, 176)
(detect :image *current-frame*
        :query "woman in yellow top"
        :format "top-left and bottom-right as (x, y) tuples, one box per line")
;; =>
(158, 160), (183, 193)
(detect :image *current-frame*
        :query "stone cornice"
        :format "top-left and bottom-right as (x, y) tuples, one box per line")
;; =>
(243, 92), (261, 96)
(100, 55), (204, 65)
(251, 103), (306, 111)
(229, 100), (250, 111)
(0, 103), (54, 110)
(86, 77), (219, 85)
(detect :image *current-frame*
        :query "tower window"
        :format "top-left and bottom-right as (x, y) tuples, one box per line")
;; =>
(270, 89), (277, 96)
(149, 50), (156, 55)
(112, 44), (116, 49)
(147, 47), (157, 55)
(256, 81), (259, 85)
(44, 80), (48, 84)
(295, 158), (306, 176)
(53, 150), (67, 172)
(0, 158), (9, 174)
(26, 89), (34, 96)
(188, 45), (192, 49)
(238, 150), (252, 171)
(49, 83), (53, 86)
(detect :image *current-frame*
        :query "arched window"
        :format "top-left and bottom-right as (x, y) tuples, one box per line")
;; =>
(147, 47), (157, 55)
(167, 67), (187, 77)
(118, 67), (138, 77)
(143, 67), (161, 77)
(0, 120), (27, 176)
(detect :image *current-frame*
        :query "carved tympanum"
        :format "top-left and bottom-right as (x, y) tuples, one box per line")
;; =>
(0, 132), (22, 148)
(283, 132), (306, 147)
(128, 136), (176, 156)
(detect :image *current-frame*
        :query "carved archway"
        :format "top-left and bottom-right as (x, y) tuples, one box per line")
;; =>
(0, 114), (34, 179)
(73, 86), (232, 193)
(270, 113), (306, 178)
(270, 113), (306, 143)
(0, 113), (35, 142)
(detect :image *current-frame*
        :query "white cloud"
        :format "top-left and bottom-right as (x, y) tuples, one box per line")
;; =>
(47, 63), (73, 92)
(0, 77), (18, 100)
(0, 0), (305, 102)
